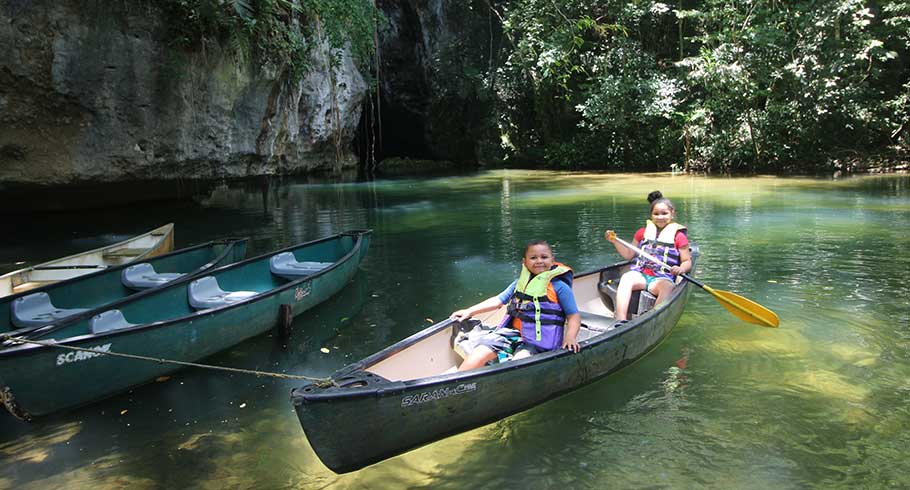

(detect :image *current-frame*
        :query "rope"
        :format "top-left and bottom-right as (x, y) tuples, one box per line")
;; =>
(0, 334), (333, 386)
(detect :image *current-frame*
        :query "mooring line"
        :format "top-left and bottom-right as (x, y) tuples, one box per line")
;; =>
(0, 334), (333, 386)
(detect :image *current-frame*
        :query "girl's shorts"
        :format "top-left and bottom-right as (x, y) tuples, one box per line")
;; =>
(633, 271), (674, 291)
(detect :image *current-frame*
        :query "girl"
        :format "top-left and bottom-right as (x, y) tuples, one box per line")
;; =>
(450, 240), (582, 371)
(605, 191), (692, 322)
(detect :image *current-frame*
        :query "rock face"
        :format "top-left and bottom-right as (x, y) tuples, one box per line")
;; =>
(370, 0), (499, 164)
(0, 1), (366, 185)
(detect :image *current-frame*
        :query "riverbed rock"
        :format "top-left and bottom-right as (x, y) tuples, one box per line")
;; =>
(0, 1), (365, 185)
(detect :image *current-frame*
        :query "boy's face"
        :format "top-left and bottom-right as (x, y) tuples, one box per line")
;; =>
(523, 244), (554, 275)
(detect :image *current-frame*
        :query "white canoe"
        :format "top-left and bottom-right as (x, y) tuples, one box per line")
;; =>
(0, 223), (174, 297)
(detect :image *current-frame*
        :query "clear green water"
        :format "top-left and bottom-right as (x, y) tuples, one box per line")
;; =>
(1, 171), (909, 489)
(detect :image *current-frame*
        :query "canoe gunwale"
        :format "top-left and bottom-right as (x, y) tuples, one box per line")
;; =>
(0, 238), (250, 341)
(1, 230), (372, 357)
(294, 260), (691, 403)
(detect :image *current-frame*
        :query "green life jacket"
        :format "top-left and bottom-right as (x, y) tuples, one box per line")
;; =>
(500, 263), (573, 350)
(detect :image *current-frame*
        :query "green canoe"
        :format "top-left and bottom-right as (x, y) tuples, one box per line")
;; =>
(1, 230), (371, 420)
(0, 237), (249, 338)
(292, 246), (696, 473)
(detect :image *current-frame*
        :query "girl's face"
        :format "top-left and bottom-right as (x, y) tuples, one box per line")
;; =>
(523, 244), (555, 275)
(651, 202), (674, 228)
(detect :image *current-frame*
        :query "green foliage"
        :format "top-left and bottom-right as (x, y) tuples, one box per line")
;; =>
(491, 0), (910, 172)
(161, 0), (379, 80)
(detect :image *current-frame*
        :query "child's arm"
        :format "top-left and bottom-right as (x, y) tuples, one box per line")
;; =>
(670, 232), (692, 276)
(555, 281), (581, 353)
(671, 245), (692, 276)
(450, 296), (504, 322)
(562, 313), (581, 353)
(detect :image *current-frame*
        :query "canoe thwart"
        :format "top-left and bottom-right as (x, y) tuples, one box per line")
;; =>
(102, 247), (149, 259)
(121, 263), (184, 290)
(188, 276), (257, 310)
(269, 252), (332, 281)
(89, 310), (137, 334)
(11, 293), (89, 329)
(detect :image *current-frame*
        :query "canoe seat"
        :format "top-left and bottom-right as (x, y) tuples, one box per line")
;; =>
(579, 311), (617, 332)
(89, 309), (137, 334)
(10, 292), (90, 328)
(576, 326), (601, 342)
(597, 278), (657, 318)
(121, 263), (185, 290)
(103, 247), (146, 258)
(188, 276), (257, 310)
(269, 252), (332, 280)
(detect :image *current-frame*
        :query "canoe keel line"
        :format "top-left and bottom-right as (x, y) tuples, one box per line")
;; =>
(292, 251), (699, 473)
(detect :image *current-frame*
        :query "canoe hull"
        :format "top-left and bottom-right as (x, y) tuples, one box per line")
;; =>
(292, 266), (690, 473)
(0, 231), (371, 419)
(0, 238), (248, 336)
(0, 223), (175, 297)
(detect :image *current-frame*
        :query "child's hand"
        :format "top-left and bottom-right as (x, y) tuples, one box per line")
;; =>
(562, 336), (580, 353)
(604, 230), (617, 242)
(450, 309), (471, 322)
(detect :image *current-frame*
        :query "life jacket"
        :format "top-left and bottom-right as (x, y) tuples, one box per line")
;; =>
(497, 262), (573, 351)
(631, 220), (687, 280)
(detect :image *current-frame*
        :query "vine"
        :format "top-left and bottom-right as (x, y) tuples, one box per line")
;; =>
(160, 0), (380, 80)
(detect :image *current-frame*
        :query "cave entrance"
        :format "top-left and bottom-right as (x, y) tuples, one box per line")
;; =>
(354, 92), (434, 167)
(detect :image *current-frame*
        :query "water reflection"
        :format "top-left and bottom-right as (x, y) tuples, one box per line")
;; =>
(1, 172), (909, 489)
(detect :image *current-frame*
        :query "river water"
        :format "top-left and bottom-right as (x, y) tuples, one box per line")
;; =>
(1, 171), (908, 489)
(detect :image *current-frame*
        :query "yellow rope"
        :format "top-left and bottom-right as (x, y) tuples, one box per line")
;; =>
(1, 334), (333, 385)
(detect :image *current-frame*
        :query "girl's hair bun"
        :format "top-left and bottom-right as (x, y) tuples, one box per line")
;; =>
(647, 190), (663, 204)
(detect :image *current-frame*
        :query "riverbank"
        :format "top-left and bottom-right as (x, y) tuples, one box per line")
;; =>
(2, 159), (906, 214)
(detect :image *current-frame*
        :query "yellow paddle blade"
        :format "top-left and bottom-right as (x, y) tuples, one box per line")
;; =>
(702, 285), (780, 328)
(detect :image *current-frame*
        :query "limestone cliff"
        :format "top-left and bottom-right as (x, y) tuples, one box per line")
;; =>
(0, 1), (365, 185)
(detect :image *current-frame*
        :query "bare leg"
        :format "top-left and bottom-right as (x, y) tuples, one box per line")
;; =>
(512, 349), (533, 360)
(649, 279), (676, 306)
(615, 271), (647, 321)
(458, 345), (497, 371)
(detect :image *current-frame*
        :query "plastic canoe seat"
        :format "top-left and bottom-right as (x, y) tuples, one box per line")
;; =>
(121, 263), (184, 290)
(187, 276), (257, 310)
(579, 311), (617, 332)
(89, 309), (137, 334)
(11, 292), (90, 328)
(269, 252), (331, 281)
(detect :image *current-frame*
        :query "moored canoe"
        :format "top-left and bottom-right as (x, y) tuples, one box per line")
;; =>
(0, 230), (371, 420)
(291, 248), (697, 473)
(0, 238), (249, 337)
(0, 223), (175, 298)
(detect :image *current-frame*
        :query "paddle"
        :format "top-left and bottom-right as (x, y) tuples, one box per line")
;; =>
(607, 231), (780, 328)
